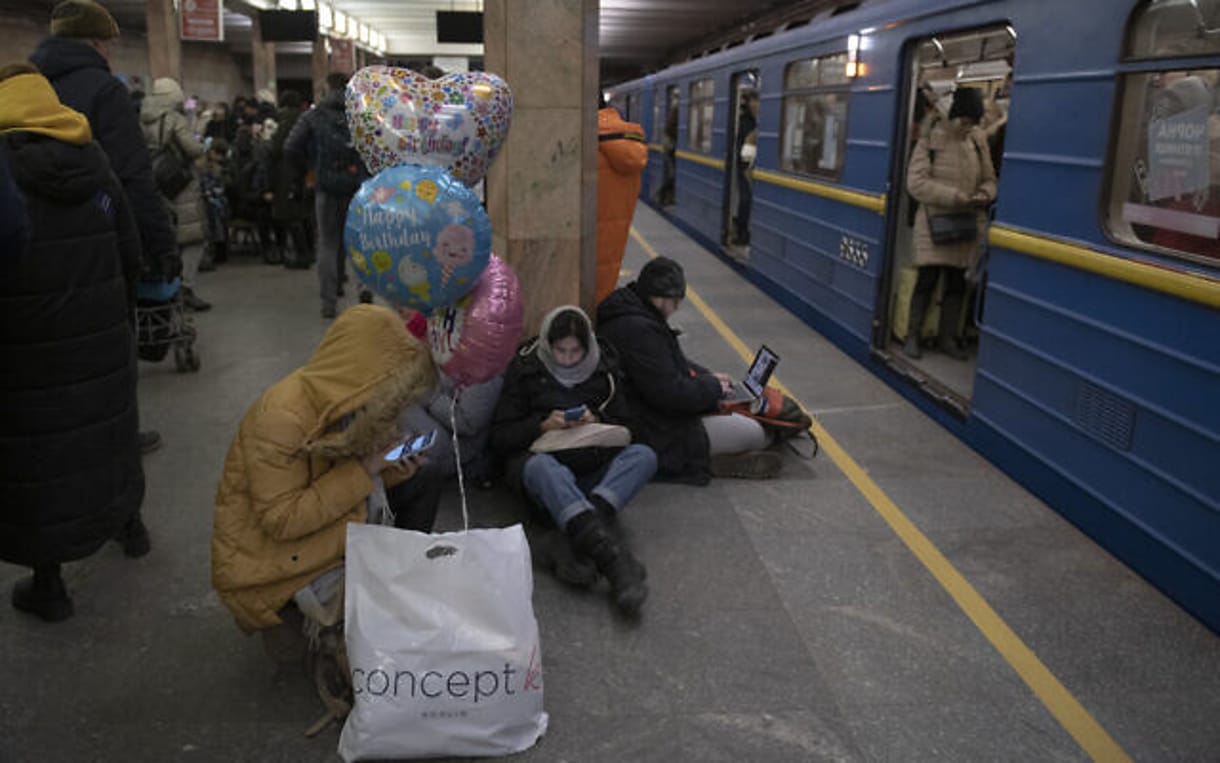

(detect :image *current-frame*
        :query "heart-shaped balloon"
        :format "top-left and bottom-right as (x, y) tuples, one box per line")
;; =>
(427, 254), (524, 388)
(344, 164), (492, 311)
(346, 65), (514, 186)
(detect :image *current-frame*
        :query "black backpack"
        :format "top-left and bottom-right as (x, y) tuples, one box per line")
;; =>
(150, 114), (193, 200)
(314, 108), (366, 196)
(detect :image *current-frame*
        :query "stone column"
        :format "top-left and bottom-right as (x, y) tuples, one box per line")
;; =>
(145, 0), (181, 81)
(311, 35), (329, 103)
(250, 12), (277, 97)
(484, 0), (599, 333)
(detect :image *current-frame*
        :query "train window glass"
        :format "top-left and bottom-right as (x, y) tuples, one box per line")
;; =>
(627, 92), (640, 123)
(1103, 67), (1220, 266)
(1127, 0), (1220, 59)
(688, 79), (715, 153)
(780, 54), (851, 178)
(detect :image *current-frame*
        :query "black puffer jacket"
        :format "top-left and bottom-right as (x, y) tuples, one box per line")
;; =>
(491, 339), (638, 498)
(0, 134), (145, 567)
(30, 36), (179, 280)
(596, 283), (722, 484)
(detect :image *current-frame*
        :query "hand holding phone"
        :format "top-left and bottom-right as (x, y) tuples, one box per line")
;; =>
(384, 430), (438, 461)
(563, 405), (587, 423)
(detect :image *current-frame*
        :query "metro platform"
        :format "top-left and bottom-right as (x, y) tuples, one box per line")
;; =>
(2, 204), (1218, 762)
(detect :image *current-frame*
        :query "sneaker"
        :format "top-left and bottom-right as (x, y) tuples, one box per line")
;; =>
(138, 430), (162, 454)
(709, 449), (783, 479)
(116, 515), (151, 558)
(11, 573), (74, 622)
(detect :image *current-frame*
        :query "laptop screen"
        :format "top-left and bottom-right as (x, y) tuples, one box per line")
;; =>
(743, 345), (780, 398)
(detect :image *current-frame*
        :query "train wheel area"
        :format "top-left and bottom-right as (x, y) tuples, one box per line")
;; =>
(3, 203), (1217, 760)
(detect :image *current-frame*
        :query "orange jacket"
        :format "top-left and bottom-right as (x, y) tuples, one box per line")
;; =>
(596, 108), (647, 303)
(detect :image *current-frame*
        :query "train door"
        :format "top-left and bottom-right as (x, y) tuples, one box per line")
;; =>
(657, 85), (680, 207)
(877, 25), (1015, 410)
(723, 70), (760, 259)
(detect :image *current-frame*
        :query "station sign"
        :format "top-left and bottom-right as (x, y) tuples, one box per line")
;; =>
(181, 0), (224, 43)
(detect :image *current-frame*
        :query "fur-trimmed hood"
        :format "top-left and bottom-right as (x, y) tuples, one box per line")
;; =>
(297, 304), (437, 460)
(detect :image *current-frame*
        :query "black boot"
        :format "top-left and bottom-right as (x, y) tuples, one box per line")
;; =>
(903, 282), (931, 359)
(530, 525), (597, 588)
(116, 514), (151, 558)
(937, 290), (969, 360)
(12, 564), (74, 622)
(566, 510), (647, 616)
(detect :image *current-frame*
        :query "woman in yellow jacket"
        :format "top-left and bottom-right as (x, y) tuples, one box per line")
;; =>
(596, 103), (648, 303)
(212, 305), (437, 634)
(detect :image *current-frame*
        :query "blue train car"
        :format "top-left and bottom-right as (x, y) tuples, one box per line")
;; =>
(609, 0), (1220, 633)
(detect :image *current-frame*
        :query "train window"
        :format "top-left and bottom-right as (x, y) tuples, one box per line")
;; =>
(688, 79), (715, 153)
(1106, 0), (1220, 264)
(627, 92), (640, 123)
(1127, 0), (1220, 59)
(780, 53), (851, 178)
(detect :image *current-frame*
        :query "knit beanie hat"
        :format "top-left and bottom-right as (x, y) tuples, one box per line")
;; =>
(948, 87), (984, 123)
(50, 0), (120, 40)
(636, 256), (686, 299)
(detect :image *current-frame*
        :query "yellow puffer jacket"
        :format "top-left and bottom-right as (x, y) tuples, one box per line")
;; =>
(212, 305), (436, 632)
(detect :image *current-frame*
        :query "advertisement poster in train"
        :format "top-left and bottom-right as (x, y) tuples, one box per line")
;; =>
(1147, 103), (1210, 201)
(180, 0), (223, 43)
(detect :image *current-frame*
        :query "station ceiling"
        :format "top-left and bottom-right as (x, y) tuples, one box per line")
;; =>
(22, 0), (847, 83)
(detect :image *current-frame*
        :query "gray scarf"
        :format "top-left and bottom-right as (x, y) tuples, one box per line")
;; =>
(535, 305), (600, 388)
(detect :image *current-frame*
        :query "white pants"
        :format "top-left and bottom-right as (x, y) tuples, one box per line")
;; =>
(701, 413), (769, 455)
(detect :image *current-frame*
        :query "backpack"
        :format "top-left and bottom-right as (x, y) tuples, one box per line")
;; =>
(720, 386), (819, 457)
(314, 107), (366, 196)
(150, 114), (193, 200)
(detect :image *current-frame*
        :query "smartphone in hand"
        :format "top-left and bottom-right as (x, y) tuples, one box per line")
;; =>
(384, 430), (438, 461)
(563, 406), (587, 422)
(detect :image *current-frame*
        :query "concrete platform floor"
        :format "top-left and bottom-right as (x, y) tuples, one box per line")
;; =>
(2, 204), (1218, 762)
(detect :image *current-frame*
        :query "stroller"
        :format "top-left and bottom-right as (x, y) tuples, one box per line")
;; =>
(136, 278), (200, 372)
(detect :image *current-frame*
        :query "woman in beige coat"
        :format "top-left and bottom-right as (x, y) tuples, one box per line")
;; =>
(905, 87), (997, 360)
(212, 305), (437, 634)
(141, 76), (211, 310)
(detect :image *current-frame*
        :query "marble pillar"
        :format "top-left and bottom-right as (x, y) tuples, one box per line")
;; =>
(484, 0), (598, 335)
(145, 0), (181, 81)
(250, 13), (276, 97)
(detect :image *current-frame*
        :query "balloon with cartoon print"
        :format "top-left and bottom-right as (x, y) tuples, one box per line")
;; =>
(427, 253), (524, 387)
(344, 164), (491, 310)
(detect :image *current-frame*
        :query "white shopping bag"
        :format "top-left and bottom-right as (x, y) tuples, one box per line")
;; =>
(338, 522), (548, 761)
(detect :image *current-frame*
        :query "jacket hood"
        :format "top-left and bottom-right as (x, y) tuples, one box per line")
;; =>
(320, 88), (345, 113)
(597, 282), (660, 328)
(29, 35), (111, 82)
(0, 72), (92, 145)
(4, 133), (113, 204)
(598, 108), (648, 175)
(140, 77), (184, 123)
(297, 305), (437, 459)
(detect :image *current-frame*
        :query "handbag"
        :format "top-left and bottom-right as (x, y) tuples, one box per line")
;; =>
(150, 114), (193, 200)
(338, 522), (548, 760)
(529, 422), (631, 453)
(927, 210), (977, 245)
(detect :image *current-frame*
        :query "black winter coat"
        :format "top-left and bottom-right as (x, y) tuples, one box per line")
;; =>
(30, 36), (179, 281)
(491, 340), (638, 498)
(268, 106), (309, 222)
(0, 134), (145, 567)
(596, 284), (722, 484)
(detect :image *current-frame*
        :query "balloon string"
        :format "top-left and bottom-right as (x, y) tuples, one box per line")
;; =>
(450, 386), (469, 532)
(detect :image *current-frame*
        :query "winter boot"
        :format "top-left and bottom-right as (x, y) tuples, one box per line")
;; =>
(903, 284), (931, 359)
(531, 525), (598, 588)
(566, 510), (647, 616)
(937, 290), (969, 360)
(11, 564), (74, 622)
(116, 514), (151, 558)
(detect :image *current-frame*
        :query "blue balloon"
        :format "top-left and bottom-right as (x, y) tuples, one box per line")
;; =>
(344, 165), (492, 311)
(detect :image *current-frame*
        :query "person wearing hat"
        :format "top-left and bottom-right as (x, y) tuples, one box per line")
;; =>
(904, 85), (996, 361)
(0, 62), (144, 621)
(596, 257), (780, 483)
(30, 0), (181, 469)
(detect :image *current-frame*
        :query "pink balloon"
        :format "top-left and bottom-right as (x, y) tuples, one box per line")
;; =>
(426, 254), (524, 387)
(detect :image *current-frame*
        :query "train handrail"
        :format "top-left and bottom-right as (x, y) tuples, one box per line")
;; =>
(751, 168), (887, 214)
(989, 225), (1220, 310)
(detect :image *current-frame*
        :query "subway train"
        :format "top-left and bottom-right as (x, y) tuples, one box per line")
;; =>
(607, 0), (1220, 633)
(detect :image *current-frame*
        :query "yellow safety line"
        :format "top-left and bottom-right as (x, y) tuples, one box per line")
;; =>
(629, 226), (1133, 763)
(990, 225), (1220, 310)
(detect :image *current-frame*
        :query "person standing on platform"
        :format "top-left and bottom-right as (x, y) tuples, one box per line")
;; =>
(284, 72), (368, 319)
(595, 97), (647, 303)
(0, 63), (144, 621)
(266, 89), (314, 270)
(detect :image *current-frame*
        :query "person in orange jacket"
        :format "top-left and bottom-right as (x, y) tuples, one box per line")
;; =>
(596, 99), (647, 303)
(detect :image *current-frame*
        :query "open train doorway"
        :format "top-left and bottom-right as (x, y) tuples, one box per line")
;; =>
(724, 70), (760, 262)
(877, 25), (1015, 411)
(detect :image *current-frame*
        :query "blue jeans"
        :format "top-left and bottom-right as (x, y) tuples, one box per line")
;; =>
(521, 444), (657, 529)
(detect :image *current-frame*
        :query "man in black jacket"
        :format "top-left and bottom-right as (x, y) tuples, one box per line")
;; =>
(29, 0), (173, 549)
(596, 257), (781, 482)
